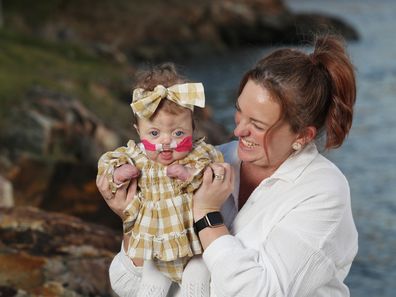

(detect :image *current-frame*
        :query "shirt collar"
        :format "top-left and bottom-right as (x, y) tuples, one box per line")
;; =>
(217, 141), (241, 208)
(270, 142), (319, 183)
(226, 140), (318, 184)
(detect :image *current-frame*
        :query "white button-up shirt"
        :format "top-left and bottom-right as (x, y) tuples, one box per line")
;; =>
(109, 141), (358, 297)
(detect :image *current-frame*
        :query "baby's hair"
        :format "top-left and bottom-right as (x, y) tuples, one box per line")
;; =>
(132, 63), (193, 123)
(134, 62), (187, 90)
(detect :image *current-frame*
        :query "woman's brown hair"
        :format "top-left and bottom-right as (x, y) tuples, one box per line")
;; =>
(238, 35), (356, 150)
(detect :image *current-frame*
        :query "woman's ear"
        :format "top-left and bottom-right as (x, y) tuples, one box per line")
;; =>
(296, 126), (317, 145)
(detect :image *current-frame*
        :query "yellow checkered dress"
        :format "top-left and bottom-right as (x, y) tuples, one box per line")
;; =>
(97, 138), (223, 282)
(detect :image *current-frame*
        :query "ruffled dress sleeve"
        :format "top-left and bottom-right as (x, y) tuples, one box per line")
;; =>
(97, 140), (144, 193)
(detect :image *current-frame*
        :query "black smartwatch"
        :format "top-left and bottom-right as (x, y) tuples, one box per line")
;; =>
(194, 211), (224, 234)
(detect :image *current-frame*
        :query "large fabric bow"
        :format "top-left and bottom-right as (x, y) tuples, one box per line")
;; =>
(131, 83), (205, 118)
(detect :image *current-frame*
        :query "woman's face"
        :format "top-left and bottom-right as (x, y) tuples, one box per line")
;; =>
(234, 79), (299, 169)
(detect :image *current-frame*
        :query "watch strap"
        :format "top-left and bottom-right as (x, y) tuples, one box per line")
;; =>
(194, 211), (224, 234)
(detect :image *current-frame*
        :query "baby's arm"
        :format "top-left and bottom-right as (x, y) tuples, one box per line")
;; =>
(166, 164), (194, 181)
(114, 164), (140, 185)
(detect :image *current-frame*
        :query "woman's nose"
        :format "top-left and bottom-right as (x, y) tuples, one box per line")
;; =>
(234, 120), (249, 137)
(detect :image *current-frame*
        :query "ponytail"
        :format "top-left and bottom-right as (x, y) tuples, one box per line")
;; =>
(311, 36), (356, 148)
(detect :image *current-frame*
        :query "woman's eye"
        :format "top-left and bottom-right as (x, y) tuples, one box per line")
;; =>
(174, 130), (184, 137)
(150, 131), (159, 137)
(253, 123), (265, 131)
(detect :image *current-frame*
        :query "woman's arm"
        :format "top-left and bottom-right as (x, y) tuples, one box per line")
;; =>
(192, 163), (234, 248)
(196, 168), (357, 297)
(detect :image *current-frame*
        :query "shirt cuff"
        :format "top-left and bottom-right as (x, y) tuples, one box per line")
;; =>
(202, 235), (243, 271)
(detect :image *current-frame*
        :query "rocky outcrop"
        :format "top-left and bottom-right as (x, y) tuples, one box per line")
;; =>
(207, 0), (358, 48)
(5, 0), (359, 61)
(0, 175), (13, 208)
(0, 88), (128, 229)
(0, 87), (122, 166)
(0, 206), (121, 296)
(0, 86), (230, 230)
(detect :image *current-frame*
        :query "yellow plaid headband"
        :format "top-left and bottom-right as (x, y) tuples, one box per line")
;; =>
(131, 83), (205, 119)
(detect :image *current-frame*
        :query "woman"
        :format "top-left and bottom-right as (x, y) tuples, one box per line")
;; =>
(97, 35), (358, 297)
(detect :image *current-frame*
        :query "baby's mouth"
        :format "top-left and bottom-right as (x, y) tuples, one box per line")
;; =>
(160, 150), (173, 160)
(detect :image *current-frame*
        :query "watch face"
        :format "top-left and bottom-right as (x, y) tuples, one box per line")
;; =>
(207, 212), (223, 226)
(194, 211), (224, 234)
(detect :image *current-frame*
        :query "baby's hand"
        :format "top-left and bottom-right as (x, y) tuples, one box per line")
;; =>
(114, 164), (140, 185)
(166, 164), (192, 181)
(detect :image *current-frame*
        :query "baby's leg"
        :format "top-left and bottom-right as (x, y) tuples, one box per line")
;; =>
(137, 260), (172, 297)
(166, 164), (192, 181)
(114, 164), (139, 184)
(181, 256), (210, 297)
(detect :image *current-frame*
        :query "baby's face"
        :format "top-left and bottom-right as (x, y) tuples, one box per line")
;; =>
(137, 108), (193, 165)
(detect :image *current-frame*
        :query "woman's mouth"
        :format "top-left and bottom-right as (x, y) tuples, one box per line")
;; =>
(240, 138), (259, 148)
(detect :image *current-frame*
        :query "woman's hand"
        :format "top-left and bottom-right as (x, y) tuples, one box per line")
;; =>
(193, 163), (234, 220)
(96, 173), (137, 220)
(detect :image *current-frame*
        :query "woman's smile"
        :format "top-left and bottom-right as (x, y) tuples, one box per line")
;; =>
(240, 137), (259, 149)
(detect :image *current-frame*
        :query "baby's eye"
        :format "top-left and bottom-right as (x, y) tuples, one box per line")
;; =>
(150, 130), (159, 137)
(174, 130), (185, 137)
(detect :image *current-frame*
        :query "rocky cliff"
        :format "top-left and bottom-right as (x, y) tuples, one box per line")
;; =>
(4, 0), (358, 61)
(0, 207), (121, 297)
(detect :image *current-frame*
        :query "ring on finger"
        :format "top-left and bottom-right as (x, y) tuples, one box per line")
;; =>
(214, 174), (225, 180)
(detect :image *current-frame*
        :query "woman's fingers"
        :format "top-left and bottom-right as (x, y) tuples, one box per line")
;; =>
(220, 163), (232, 183)
(105, 181), (130, 219)
(209, 162), (233, 183)
(96, 172), (137, 220)
(96, 174), (113, 200)
(209, 163), (226, 182)
(193, 162), (234, 217)
(202, 166), (214, 185)
(115, 184), (127, 201)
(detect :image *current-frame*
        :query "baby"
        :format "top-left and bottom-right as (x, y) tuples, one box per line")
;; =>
(97, 63), (223, 297)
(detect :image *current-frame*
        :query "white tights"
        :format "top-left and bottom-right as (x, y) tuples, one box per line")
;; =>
(137, 256), (210, 297)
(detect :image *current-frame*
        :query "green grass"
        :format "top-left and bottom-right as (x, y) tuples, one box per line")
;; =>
(0, 29), (132, 130)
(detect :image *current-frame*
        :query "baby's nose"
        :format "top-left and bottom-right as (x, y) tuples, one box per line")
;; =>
(161, 134), (172, 145)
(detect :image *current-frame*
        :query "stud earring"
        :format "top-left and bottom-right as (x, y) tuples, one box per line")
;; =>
(292, 142), (302, 151)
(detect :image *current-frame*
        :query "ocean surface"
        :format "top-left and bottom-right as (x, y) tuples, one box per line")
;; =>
(180, 0), (396, 296)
